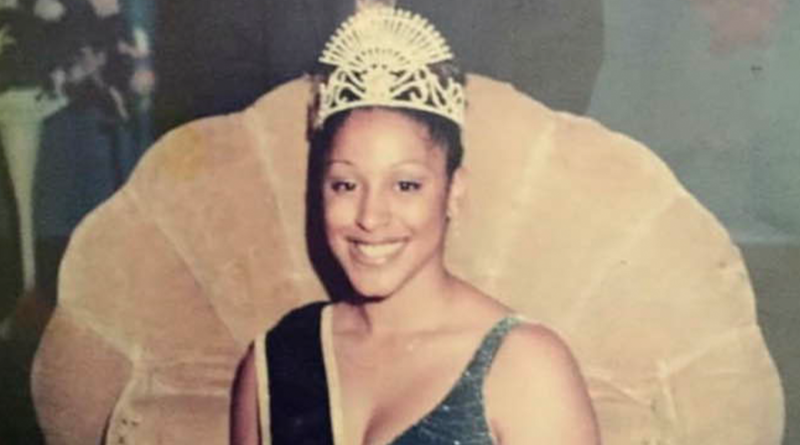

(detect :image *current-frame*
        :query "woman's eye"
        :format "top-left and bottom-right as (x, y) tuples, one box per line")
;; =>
(397, 181), (422, 192)
(330, 181), (356, 193)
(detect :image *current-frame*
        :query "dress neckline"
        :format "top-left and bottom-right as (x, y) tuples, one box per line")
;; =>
(320, 304), (522, 445)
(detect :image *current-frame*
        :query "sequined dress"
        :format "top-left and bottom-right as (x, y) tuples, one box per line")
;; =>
(255, 302), (524, 445)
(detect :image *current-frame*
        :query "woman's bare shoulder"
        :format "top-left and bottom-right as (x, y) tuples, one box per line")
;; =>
(485, 321), (600, 444)
(499, 321), (573, 365)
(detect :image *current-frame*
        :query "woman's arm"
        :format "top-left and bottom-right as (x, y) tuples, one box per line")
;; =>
(230, 345), (260, 445)
(486, 323), (600, 444)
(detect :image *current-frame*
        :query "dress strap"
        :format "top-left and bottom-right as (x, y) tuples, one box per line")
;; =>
(463, 315), (526, 380)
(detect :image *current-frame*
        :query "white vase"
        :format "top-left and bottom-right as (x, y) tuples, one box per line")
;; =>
(0, 88), (66, 294)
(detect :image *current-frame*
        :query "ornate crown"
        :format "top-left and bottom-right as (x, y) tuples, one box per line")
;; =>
(314, 7), (466, 128)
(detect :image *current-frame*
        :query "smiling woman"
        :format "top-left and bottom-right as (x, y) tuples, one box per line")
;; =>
(319, 108), (462, 299)
(27, 2), (783, 444)
(230, 6), (599, 445)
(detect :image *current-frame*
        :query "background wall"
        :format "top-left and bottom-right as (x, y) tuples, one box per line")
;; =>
(588, 0), (799, 442)
(0, 0), (797, 443)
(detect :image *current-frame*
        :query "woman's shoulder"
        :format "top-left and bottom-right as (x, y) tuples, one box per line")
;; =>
(495, 318), (576, 371)
(455, 287), (572, 363)
(484, 315), (600, 443)
(456, 281), (567, 357)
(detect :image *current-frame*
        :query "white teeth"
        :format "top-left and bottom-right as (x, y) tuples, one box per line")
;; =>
(355, 241), (405, 259)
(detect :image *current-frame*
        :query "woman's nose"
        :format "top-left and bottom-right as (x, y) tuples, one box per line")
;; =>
(356, 189), (390, 231)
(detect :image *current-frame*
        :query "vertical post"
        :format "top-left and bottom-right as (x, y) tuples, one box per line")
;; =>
(0, 89), (66, 306)
(0, 118), (40, 292)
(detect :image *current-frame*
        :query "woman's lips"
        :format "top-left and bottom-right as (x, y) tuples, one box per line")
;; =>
(349, 239), (407, 265)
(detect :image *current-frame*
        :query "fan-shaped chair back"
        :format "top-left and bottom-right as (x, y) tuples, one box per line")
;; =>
(32, 76), (783, 445)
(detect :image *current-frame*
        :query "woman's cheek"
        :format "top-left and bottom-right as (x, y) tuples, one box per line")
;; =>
(324, 195), (355, 231)
(404, 191), (447, 228)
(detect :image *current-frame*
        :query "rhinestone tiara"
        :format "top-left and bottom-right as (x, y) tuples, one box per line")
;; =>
(314, 7), (466, 128)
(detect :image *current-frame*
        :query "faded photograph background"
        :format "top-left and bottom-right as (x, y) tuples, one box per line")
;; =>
(0, 0), (797, 443)
(588, 4), (798, 444)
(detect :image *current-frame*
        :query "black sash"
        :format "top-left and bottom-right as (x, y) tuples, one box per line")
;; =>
(265, 301), (334, 445)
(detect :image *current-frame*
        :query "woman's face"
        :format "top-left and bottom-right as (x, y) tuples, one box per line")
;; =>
(322, 108), (462, 298)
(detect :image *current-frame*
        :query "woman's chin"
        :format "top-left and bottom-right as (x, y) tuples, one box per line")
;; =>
(351, 285), (392, 301)
(348, 277), (400, 301)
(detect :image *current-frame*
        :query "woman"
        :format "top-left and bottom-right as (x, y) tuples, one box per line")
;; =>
(231, 7), (599, 445)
